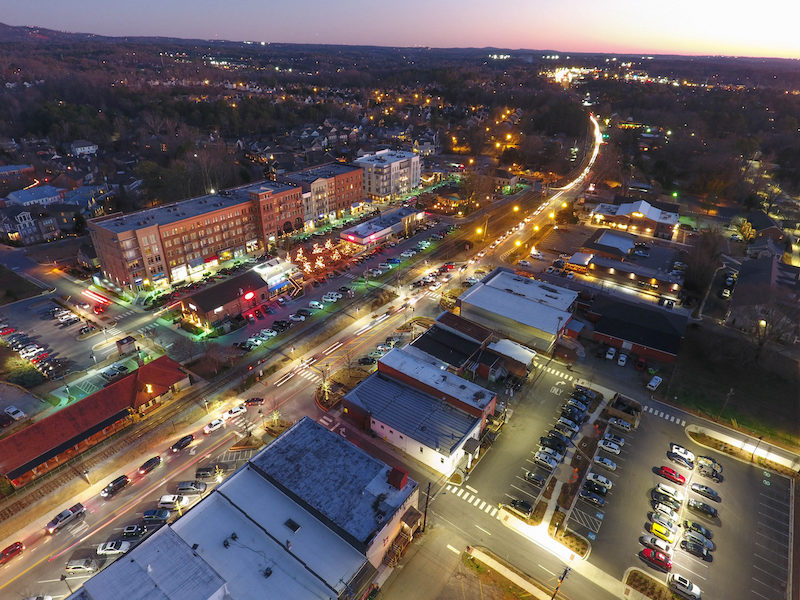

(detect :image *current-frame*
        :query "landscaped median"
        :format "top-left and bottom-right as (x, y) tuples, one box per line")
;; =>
(624, 568), (681, 600)
(464, 546), (555, 600)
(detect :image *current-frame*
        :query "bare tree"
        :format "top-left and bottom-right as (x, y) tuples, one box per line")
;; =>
(687, 228), (725, 317)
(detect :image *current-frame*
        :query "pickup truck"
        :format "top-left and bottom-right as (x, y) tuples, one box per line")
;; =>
(45, 503), (85, 534)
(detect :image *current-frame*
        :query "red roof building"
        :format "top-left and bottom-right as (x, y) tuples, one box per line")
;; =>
(0, 356), (189, 487)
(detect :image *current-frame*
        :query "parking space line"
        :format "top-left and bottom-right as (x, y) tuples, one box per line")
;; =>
(752, 576), (781, 590)
(755, 541), (789, 559)
(760, 492), (790, 509)
(756, 517), (790, 535)
(753, 561), (787, 576)
(671, 560), (707, 580)
(750, 589), (771, 600)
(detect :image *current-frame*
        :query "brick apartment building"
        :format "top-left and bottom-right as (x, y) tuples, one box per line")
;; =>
(88, 181), (303, 290)
(278, 163), (363, 227)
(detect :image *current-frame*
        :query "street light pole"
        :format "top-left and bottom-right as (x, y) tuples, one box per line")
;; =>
(550, 567), (570, 600)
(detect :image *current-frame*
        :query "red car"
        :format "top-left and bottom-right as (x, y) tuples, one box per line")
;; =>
(0, 327), (15, 335)
(93, 304), (105, 314)
(641, 547), (672, 571)
(0, 541), (24, 565)
(657, 466), (686, 485)
(31, 353), (49, 364)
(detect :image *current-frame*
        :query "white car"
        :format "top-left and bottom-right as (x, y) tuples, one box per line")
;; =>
(604, 432), (625, 447)
(654, 502), (680, 523)
(605, 347), (616, 360)
(401, 250), (415, 258)
(203, 419), (224, 434)
(657, 483), (685, 502)
(617, 353), (628, 367)
(594, 456), (617, 471)
(222, 404), (247, 421)
(246, 337), (263, 346)
(668, 573), (702, 599)
(260, 329), (278, 338)
(539, 446), (564, 463)
(308, 300), (324, 309)
(533, 452), (557, 470)
(586, 472), (613, 490)
(289, 313), (306, 322)
(670, 443), (696, 463)
(324, 292), (343, 301)
(4, 405), (26, 421)
(598, 440), (621, 455)
(20, 346), (43, 359)
(608, 417), (631, 432)
(517, 260), (531, 267)
(429, 282), (442, 291)
(465, 277), (480, 285)
(97, 541), (132, 556)
(640, 535), (672, 556)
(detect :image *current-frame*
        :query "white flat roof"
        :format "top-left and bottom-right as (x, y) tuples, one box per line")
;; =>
(487, 339), (537, 365)
(483, 269), (577, 311)
(172, 468), (368, 599)
(79, 526), (225, 600)
(378, 348), (494, 411)
(459, 283), (572, 336)
(354, 149), (416, 166)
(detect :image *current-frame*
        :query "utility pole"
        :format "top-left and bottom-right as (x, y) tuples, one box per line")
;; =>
(550, 567), (570, 599)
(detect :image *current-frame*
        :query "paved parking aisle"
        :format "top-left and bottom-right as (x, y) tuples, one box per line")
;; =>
(750, 471), (791, 600)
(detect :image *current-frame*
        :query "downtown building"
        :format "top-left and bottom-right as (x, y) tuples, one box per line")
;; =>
(278, 163), (363, 229)
(353, 149), (420, 201)
(88, 181), (303, 290)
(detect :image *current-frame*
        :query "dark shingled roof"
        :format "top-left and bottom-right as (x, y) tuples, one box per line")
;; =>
(411, 325), (480, 367)
(591, 297), (687, 356)
(188, 270), (267, 313)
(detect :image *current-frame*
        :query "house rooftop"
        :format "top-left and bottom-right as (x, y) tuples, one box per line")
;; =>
(0, 356), (186, 480)
(378, 348), (494, 410)
(187, 270), (269, 313)
(590, 296), (687, 356)
(344, 373), (480, 455)
(592, 199), (679, 225)
(435, 311), (493, 343)
(5, 185), (62, 204)
(249, 417), (417, 549)
(280, 163), (360, 186)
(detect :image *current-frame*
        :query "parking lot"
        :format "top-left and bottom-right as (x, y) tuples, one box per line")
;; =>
(574, 395), (793, 600)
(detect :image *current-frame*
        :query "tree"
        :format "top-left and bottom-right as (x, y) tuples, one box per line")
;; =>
(459, 170), (493, 205)
(734, 286), (799, 363)
(687, 228), (725, 317)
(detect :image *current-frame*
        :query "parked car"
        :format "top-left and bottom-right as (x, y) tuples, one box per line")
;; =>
(4, 406), (26, 421)
(289, 313), (306, 322)
(142, 509), (170, 524)
(608, 417), (631, 432)
(598, 440), (621, 455)
(680, 540), (710, 561)
(583, 480), (608, 497)
(657, 466), (686, 485)
(97, 541), (132, 556)
(690, 483), (720, 502)
(594, 456), (617, 471)
(651, 491), (681, 512)
(687, 498), (718, 518)
(641, 548), (672, 571)
(667, 451), (694, 470)
(617, 353), (628, 367)
(603, 432), (624, 446)
(604, 347), (616, 360)
(510, 498), (533, 518)
(358, 356), (376, 365)
(683, 529), (714, 551)
(670, 443), (696, 463)
(656, 483), (685, 502)
(667, 574), (702, 600)
(586, 472), (613, 490)
(579, 489), (605, 507)
(684, 520), (713, 539)
(121, 524), (147, 539)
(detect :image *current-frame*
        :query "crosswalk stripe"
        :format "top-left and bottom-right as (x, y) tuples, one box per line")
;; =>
(472, 497), (481, 506)
(490, 507), (498, 517)
(484, 504), (492, 513)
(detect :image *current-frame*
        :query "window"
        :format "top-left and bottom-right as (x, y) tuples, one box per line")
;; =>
(380, 424), (384, 429)
(440, 458), (445, 463)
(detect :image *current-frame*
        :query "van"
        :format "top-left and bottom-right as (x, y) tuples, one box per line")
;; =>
(176, 481), (207, 495)
(646, 376), (663, 391)
(158, 494), (188, 509)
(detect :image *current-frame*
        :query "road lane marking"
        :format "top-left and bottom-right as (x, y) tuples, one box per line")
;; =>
(446, 544), (460, 554)
(538, 564), (557, 577)
(475, 524), (491, 535)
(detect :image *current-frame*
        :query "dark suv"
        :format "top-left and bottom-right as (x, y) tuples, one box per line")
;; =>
(100, 475), (130, 499)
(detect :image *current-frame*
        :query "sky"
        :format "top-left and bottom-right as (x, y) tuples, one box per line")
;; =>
(5, 0), (800, 60)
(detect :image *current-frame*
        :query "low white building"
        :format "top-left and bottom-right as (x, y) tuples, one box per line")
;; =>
(457, 268), (577, 353)
(70, 417), (419, 600)
(70, 139), (99, 156)
(354, 149), (420, 201)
